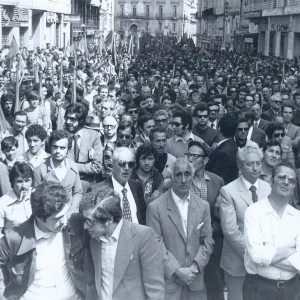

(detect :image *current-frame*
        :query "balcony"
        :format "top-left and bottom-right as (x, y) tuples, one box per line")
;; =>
(202, 8), (216, 18)
(117, 14), (149, 20)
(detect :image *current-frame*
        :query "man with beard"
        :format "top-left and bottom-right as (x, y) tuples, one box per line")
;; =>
(64, 103), (103, 192)
(1, 93), (14, 126)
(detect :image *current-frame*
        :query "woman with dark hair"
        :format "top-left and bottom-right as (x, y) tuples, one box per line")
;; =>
(131, 143), (165, 205)
(0, 161), (34, 236)
(260, 141), (282, 183)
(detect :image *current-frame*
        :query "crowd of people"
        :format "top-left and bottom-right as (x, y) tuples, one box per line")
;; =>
(0, 43), (299, 300)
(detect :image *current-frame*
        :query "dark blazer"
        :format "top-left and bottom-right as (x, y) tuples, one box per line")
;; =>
(261, 109), (279, 122)
(257, 118), (270, 133)
(205, 138), (239, 185)
(88, 220), (165, 300)
(87, 177), (147, 225)
(192, 125), (218, 146)
(250, 127), (266, 148)
(146, 190), (213, 296)
(0, 214), (94, 300)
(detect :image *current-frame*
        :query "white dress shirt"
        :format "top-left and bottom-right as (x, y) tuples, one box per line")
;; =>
(112, 176), (138, 224)
(171, 189), (190, 236)
(24, 149), (49, 169)
(244, 198), (300, 280)
(99, 219), (123, 300)
(21, 222), (77, 300)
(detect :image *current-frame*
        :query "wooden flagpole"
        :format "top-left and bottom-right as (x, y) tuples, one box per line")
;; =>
(72, 51), (77, 104)
(59, 58), (63, 98)
(39, 70), (44, 107)
(14, 56), (20, 113)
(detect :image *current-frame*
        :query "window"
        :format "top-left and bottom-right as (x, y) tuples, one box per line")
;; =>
(121, 5), (124, 16)
(173, 22), (176, 32)
(146, 5), (150, 16)
(146, 21), (149, 31)
(133, 5), (136, 16)
(159, 5), (163, 17)
(173, 6), (177, 17)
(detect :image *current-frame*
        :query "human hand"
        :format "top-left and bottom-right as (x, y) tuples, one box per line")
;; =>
(175, 267), (197, 286)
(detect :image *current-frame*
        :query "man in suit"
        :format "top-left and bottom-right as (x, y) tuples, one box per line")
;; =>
(0, 182), (94, 299)
(282, 104), (300, 148)
(245, 112), (267, 148)
(80, 190), (165, 300)
(147, 158), (213, 300)
(206, 113), (239, 185)
(252, 103), (270, 133)
(65, 103), (103, 192)
(261, 94), (282, 122)
(192, 103), (218, 147)
(185, 141), (224, 300)
(88, 147), (146, 225)
(218, 145), (271, 300)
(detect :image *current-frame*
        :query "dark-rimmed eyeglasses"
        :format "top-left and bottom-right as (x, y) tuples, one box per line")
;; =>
(117, 161), (136, 168)
(155, 118), (168, 123)
(103, 125), (116, 129)
(118, 134), (131, 140)
(128, 109), (138, 115)
(275, 173), (296, 185)
(171, 122), (182, 127)
(185, 153), (206, 160)
(196, 114), (209, 118)
(273, 133), (285, 138)
(65, 116), (77, 123)
(237, 127), (249, 132)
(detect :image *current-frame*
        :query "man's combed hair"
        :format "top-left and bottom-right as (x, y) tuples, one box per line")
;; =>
(31, 182), (69, 222)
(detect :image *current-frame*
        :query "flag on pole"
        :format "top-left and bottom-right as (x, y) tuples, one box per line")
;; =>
(6, 36), (19, 68)
(104, 31), (113, 49)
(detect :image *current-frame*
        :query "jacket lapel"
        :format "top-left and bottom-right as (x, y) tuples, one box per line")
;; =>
(257, 179), (270, 199)
(167, 191), (187, 243)
(238, 177), (253, 206)
(113, 221), (135, 294)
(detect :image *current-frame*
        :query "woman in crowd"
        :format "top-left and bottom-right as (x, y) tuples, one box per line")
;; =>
(0, 161), (33, 237)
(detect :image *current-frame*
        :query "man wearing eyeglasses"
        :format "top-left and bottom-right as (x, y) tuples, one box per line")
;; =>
(88, 147), (146, 225)
(192, 103), (218, 146)
(218, 145), (271, 300)
(262, 94), (283, 122)
(234, 118), (259, 149)
(147, 158), (213, 300)
(185, 141), (225, 300)
(80, 190), (165, 300)
(243, 162), (300, 300)
(101, 116), (118, 148)
(207, 102), (220, 129)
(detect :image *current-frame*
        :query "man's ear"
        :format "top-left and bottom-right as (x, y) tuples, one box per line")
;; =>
(203, 156), (209, 166)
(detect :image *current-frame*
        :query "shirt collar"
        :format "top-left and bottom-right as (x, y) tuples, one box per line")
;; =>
(264, 198), (296, 217)
(75, 128), (83, 138)
(171, 188), (190, 205)
(100, 219), (123, 243)
(5, 189), (31, 206)
(112, 175), (129, 193)
(49, 157), (69, 169)
(174, 132), (194, 142)
(27, 149), (48, 161)
(241, 175), (258, 190)
(34, 219), (57, 241)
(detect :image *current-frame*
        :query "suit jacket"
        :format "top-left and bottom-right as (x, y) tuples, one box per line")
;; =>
(205, 138), (239, 185)
(0, 214), (94, 300)
(88, 220), (165, 300)
(257, 118), (270, 133)
(87, 177), (147, 225)
(285, 123), (300, 148)
(192, 125), (218, 147)
(68, 127), (103, 176)
(218, 177), (271, 277)
(250, 127), (266, 148)
(146, 190), (213, 294)
(261, 109), (279, 122)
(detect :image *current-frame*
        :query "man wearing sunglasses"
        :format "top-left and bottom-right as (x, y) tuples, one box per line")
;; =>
(80, 190), (165, 300)
(261, 94), (283, 122)
(243, 162), (300, 300)
(88, 147), (146, 225)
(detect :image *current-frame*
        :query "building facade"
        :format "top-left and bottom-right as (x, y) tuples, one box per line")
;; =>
(114, 0), (198, 53)
(243, 0), (300, 59)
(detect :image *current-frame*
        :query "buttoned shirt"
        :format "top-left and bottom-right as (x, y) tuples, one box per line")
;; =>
(112, 176), (138, 224)
(99, 219), (123, 300)
(0, 189), (31, 236)
(244, 198), (300, 280)
(73, 128), (83, 149)
(50, 157), (69, 182)
(21, 222), (77, 300)
(191, 171), (210, 202)
(6, 127), (28, 157)
(241, 176), (258, 191)
(171, 189), (190, 236)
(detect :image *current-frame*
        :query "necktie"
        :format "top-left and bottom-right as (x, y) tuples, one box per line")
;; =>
(249, 185), (258, 203)
(73, 134), (80, 162)
(254, 121), (258, 128)
(211, 123), (214, 128)
(122, 188), (132, 221)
